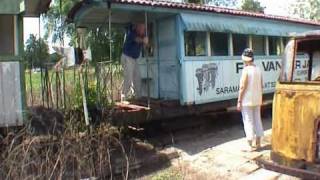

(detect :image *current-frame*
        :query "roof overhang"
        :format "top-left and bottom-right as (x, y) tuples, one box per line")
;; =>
(0, 0), (25, 14)
(24, 0), (52, 17)
(67, 1), (177, 28)
(180, 13), (320, 37)
(67, 0), (320, 27)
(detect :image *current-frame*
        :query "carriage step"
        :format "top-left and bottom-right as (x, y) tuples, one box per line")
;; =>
(116, 102), (150, 112)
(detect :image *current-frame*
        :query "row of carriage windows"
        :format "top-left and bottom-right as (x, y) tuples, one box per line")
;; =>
(184, 31), (290, 57)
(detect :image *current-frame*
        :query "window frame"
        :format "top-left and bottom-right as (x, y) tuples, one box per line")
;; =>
(268, 36), (282, 56)
(232, 33), (249, 56)
(251, 35), (266, 56)
(184, 31), (208, 57)
(280, 37), (320, 84)
(182, 30), (290, 59)
(210, 32), (230, 57)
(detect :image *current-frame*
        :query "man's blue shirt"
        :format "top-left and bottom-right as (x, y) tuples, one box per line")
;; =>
(123, 30), (143, 59)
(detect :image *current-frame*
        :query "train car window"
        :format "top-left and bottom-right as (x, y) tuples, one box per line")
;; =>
(269, 36), (281, 55)
(292, 39), (320, 82)
(312, 51), (320, 80)
(316, 122), (320, 161)
(280, 40), (294, 82)
(210, 32), (228, 56)
(184, 31), (207, 56)
(233, 34), (248, 56)
(283, 37), (290, 48)
(292, 52), (309, 82)
(252, 35), (265, 55)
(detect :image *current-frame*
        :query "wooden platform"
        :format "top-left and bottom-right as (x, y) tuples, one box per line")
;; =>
(115, 102), (150, 112)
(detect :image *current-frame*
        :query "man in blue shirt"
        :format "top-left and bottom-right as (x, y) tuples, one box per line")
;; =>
(121, 23), (148, 102)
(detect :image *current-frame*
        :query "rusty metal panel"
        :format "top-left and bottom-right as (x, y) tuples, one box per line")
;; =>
(256, 157), (320, 179)
(0, 62), (23, 127)
(272, 82), (320, 163)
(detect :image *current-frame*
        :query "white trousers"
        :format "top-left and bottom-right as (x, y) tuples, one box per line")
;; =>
(121, 54), (141, 98)
(241, 106), (264, 140)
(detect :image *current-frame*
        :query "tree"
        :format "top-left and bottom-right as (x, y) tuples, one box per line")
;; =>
(43, 0), (124, 64)
(184, 0), (237, 7)
(24, 34), (50, 69)
(43, 0), (80, 45)
(290, 0), (320, 20)
(187, 0), (203, 4)
(207, 0), (236, 7)
(87, 27), (124, 63)
(49, 52), (62, 64)
(43, 0), (237, 64)
(241, 0), (265, 13)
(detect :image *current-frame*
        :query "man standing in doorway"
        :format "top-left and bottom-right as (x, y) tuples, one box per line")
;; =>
(121, 23), (148, 103)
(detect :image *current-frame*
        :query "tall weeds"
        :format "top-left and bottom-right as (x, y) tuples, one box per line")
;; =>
(0, 124), (129, 180)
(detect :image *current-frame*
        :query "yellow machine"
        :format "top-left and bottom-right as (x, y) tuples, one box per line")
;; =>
(272, 31), (320, 167)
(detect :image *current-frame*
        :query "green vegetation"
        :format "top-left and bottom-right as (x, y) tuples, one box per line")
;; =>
(24, 34), (50, 69)
(241, 0), (265, 13)
(43, 0), (124, 65)
(186, 0), (236, 7)
(290, 0), (320, 20)
(149, 167), (183, 180)
(25, 64), (123, 109)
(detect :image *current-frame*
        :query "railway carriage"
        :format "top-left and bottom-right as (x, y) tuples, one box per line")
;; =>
(0, 0), (51, 127)
(1, 0), (320, 127)
(67, 0), (320, 123)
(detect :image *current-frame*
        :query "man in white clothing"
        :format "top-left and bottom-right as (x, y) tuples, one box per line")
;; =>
(237, 48), (264, 152)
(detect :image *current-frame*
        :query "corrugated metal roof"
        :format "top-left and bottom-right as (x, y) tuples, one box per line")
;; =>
(68, 0), (320, 26)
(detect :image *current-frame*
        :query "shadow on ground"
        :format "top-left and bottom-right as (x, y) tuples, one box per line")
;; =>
(134, 108), (272, 156)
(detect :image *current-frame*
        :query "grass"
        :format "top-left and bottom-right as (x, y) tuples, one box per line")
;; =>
(142, 166), (184, 180)
(24, 64), (123, 109)
(148, 167), (183, 180)
(145, 161), (212, 180)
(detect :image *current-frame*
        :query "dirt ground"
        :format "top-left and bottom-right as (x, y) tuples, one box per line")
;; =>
(142, 117), (300, 180)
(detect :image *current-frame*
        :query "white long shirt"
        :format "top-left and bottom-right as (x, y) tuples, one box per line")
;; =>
(240, 65), (263, 107)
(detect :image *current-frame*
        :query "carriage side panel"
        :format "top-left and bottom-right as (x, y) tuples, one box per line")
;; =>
(182, 57), (281, 105)
(157, 16), (179, 100)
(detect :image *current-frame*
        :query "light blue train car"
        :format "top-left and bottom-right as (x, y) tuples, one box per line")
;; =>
(68, 0), (320, 120)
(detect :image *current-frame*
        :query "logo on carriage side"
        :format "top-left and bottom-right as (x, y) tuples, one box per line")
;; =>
(195, 63), (218, 96)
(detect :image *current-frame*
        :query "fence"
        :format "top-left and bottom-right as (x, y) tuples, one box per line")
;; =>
(25, 61), (123, 111)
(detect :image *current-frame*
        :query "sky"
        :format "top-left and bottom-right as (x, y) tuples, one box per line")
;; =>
(23, 0), (299, 51)
(257, 0), (297, 17)
(23, 17), (41, 44)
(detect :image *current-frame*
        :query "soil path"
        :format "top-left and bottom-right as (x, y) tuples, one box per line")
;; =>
(158, 118), (300, 180)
